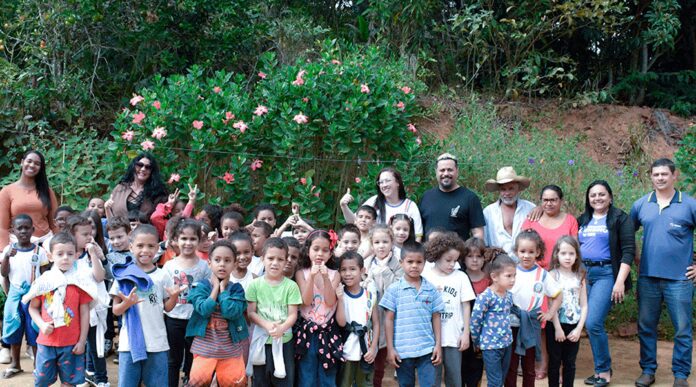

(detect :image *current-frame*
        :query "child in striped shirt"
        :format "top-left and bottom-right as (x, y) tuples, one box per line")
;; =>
(186, 239), (249, 387)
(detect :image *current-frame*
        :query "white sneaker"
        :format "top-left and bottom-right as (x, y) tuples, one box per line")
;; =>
(96, 383), (110, 387)
(0, 348), (10, 364)
(25, 347), (34, 360)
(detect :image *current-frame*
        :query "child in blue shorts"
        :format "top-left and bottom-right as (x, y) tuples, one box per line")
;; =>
(1, 214), (49, 379)
(380, 242), (444, 387)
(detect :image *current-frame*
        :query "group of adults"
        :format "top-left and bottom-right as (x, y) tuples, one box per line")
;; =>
(1, 149), (694, 386)
(340, 152), (695, 387)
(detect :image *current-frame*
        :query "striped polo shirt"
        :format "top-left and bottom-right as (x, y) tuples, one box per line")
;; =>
(379, 276), (445, 359)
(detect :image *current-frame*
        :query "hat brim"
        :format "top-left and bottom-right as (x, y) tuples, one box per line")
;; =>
(485, 177), (531, 192)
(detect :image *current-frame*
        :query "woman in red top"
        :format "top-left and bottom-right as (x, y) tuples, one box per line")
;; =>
(521, 185), (578, 270)
(0, 150), (58, 251)
(520, 184), (578, 381)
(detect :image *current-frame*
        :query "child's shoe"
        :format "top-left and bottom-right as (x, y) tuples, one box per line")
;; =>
(0, 348), (10, 364)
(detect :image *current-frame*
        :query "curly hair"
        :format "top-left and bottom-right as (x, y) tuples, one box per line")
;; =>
(424, 231), (465, 263)
(513, 229), (546, 261)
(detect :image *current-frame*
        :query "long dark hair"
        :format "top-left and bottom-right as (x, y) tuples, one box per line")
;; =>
(119, 152), (168, 201)
(299, 229), (336, 270)
(581, 180), (614, 226)
(374, 168), (406, 224)
(22, 150), (53, 220)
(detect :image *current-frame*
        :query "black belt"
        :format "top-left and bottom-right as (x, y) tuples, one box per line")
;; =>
(583, 260), (612, 267)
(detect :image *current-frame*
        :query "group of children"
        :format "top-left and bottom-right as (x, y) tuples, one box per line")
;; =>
(0, 195), (588, 387)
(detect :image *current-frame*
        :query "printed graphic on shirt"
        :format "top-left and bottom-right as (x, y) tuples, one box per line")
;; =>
(172, 270), (194, 304)
(450, 205), (460, 218)
(44, 292), (75, 327)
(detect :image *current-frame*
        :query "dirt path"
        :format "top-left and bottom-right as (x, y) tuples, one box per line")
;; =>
(4, 338), (693, 386)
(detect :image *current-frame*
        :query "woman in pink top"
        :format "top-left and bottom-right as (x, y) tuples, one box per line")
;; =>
(521, 184), (578, 381)
(522, 184), (578, 270)
(0, 150), (57, 250)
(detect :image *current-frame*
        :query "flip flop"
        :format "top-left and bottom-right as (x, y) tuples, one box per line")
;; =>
(2, 367), (23, 379)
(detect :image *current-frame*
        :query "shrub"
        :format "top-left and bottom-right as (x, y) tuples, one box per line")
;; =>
(108, 43), (434, 226)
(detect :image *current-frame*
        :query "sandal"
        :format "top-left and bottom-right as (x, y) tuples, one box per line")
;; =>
(2, 367), (23, 379)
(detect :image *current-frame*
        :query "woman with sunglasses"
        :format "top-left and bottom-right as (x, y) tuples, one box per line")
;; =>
(106, 152), (168, 220)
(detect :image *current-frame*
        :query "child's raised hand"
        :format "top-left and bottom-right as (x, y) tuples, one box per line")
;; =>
(187, 184), (199, 202)
(310, 264), (321, 277)
(210, 273), (220, 289)
(566, 328), (581, 342)
(291, 202), (300, 215)
(387, 348), (401, 368)
(167, 188), (180, 206)
(339, 189), (353, 206)
(72, 340), (86, 355)
(120, 287), (142, 307)
(165, 284), (187, 300)
(431, 345), (442, 366)
(219, 277), (228, 291)
(105, 196), (114, 210)
(40, 321), (55, 335)
(335, 283), (345, 299)
(318, 264), (328, 276)
(458, 333), (470, 351)
(207, 231), (218, 242)
(7, 247), (17, 257)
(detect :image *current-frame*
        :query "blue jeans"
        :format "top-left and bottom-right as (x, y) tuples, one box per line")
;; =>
(296, 333), (338, 387)
(482, 346), (512, 387)
(396, 353), (435, 387)
(637, 277), (694, 379)
(585, 265), (614, 373)
(118, 350), (168, 387)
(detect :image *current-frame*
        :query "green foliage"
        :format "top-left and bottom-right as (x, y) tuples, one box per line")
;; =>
(675, 124), (696, 195)
(108, 43), (434, 226)
(613, 71), (696, 116)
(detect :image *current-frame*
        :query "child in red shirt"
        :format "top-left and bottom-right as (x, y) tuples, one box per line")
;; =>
(26, 232), (93, 387)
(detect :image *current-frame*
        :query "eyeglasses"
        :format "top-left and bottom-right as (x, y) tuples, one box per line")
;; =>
(135, 162), (152, 170)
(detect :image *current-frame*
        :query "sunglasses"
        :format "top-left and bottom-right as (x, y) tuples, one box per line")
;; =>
(135, 162), (152, 170)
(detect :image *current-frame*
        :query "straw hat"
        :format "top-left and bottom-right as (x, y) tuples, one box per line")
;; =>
(485, 166), (531, 192)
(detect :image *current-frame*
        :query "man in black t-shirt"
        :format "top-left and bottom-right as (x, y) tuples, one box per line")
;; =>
(419, 153), (486, 240)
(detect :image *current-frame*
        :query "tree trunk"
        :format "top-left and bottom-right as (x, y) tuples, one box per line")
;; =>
(636, 43), (648, 106)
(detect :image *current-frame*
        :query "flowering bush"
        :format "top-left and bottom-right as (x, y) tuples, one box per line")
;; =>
(109, 44), (433, 225)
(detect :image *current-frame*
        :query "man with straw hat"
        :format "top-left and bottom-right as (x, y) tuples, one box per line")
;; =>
(483, 166), (536, 256)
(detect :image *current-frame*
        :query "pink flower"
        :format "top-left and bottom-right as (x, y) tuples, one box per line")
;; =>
(400, 86), (412, 94)
(233, 121), (248, 133)
(121, 131), (135, 141)
(222, 111), (235, 124)
(168, 173), (181, 184)
(300, 178), (307, 185)
(250, 159), (263, 171)
(152, 100), (161, 109)
(355, 177), (361, 183)
(213, 86), (221, 94)
(254, 105), (268, 116)
(302, 97), (309, 103)
(222, 172), (235, 184)
(130, 94), (144, 106)
(396, 101), (405, 110)
(152, 126), (167, 140)
(407, 123), (417, 133)
(141, 140), (155, 150)
(132, 112), (145, 125)
(360, 84), (370, 94)
(314, 192), (320, 198)
(292, 70), (306, 86)
(258, 72), (267, 79)
(331, 59), (341, 65)
(293, 113), (308, 124)
(192, 120), (204, 130)
(311, 185), (316, 192)
(416, 136), (422, 146)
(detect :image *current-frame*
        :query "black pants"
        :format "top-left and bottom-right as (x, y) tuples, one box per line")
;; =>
(461, 341), (484, 387)
(252, 341), (295, 387)
(87, 325), (108, 383)
(165, 316), (193, 387)
(546, 323), (580, 387)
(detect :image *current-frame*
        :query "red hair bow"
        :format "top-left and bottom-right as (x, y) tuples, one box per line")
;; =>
(328, 229), (339, 250)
